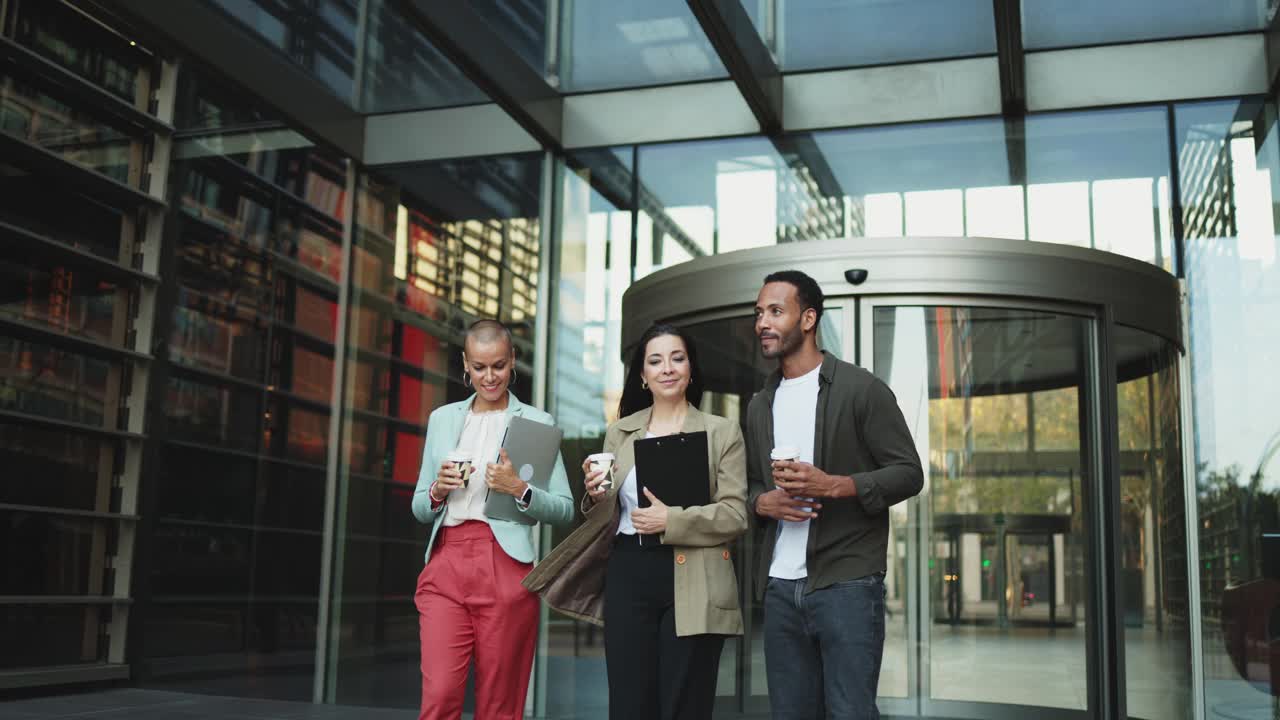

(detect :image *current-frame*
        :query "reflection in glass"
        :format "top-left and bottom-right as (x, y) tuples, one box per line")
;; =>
(0, 72), (139, 184)
(1114, 326), (1191, 719)
(210, 0), (357, 101)
(0, 253), (122, 344)
(359, 0), (488, 112)
(0, 161), (126, 260)
(0, 337), (113, 427)
(560, 0), (726, 91)
(874, 305), (1090, 710)
(541, 147), (637, 717)
(633, 109), (1173, 272)
(1179, 98), (1280, 714)
(0, 510), (99, 595)
(0, 605), (104, 669)
(0, 423), (113, 511)
(749, 0), (996, 71)
(12, 0), (148, 104)
(142, 79), (345, 697)
(1022, 0), (1266, 50)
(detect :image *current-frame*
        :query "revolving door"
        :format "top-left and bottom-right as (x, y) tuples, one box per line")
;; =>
(621, 237), (1192, 720)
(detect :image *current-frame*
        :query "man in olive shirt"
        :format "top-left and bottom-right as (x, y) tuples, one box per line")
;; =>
(748, 270), (923, 720)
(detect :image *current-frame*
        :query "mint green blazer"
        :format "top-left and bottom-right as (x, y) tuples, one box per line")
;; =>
(411, 391), (574, 565)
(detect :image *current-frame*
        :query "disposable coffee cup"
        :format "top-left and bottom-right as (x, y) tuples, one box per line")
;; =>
(770, 446), (800, 463)
(587, 452), (616, 490)
(447, 449), (473, 487)
(770, 445), (813, 508)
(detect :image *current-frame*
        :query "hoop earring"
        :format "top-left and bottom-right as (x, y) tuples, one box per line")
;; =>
(463, 372), (472, 388)
(511, 368), (517, 385)
(641, 378), (648, 390)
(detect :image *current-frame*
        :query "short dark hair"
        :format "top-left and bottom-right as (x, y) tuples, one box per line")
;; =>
(764, 270), (824, 324)
(464, 318), (514, 356)
(618, 324), (705, 419)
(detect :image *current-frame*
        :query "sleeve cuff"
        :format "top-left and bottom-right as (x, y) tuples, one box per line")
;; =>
(428, 483), (446, 511)
(515, 485), (534, 511)
(852, 475), (884, 515)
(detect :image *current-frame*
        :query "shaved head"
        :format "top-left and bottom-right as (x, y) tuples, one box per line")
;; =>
(464, 319), (514, 356)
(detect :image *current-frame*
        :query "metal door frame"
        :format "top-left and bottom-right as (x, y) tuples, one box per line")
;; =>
(857, 293), (1102, 720)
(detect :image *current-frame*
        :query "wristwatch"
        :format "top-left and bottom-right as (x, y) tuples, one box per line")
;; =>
(519, 485), (534, 506)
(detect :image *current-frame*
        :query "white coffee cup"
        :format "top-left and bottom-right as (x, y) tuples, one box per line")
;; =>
(587, 452), (616, 490)
(770, 446), (800, 463)
(447, 449), (473, 487)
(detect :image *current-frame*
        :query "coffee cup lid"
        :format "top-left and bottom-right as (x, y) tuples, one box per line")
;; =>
(770, 446), (800, 460)
(447, 449), (473, 462)
(588, 452), (615, 462)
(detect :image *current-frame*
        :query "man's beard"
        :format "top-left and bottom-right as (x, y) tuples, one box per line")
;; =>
(761, 323), (804, 359)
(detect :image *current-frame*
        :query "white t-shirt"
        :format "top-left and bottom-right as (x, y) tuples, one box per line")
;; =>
(442, 409), (509, 527)
(768, 363), (821, 580)
(616, 433), (655, 535)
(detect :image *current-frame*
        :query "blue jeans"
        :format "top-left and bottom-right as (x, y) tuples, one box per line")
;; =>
(764, 575), (886, 720)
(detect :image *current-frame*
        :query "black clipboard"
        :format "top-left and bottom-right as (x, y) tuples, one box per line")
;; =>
(635, 431), (711, 509)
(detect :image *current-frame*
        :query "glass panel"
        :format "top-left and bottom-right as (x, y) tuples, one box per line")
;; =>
(12, 0), (150, 105)
(1114, 325), (1191, 719)
(0, 510), (106, 596)
(468, 0), (550, 79)
(560, 0), (727, 92)
(0, 71), (143, 185)
(635, 110), (1172, 278)
(359, 0), (489, 113)
(0, 161), (127, 260)
(1179, 99), (1280, 715)
(1022, 0), (1267, 50)
(329, 153), (545, 708)
(0, 337), (115, 427)
(872, 305), (1091, 711)
(0, 423), (114, 511)
(210, 0), (358, 101)
(753, 0), (997, 71)
(142, 600), (317, 699)
(0, 251), (126, 344)
(0, 605), (107, 669)
(175, 71), (273, 132)
(541, 148), (633, 717)
(143, 81), (341, 697)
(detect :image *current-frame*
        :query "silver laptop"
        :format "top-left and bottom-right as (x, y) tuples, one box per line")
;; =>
(484, 415), (564, 525)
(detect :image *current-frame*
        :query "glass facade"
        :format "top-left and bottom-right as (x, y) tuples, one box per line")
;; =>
(745, 0), (997, 71)
(2, 1), (1278, 720)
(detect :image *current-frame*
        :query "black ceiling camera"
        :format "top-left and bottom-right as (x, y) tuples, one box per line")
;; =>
(845, 268), (869, 285)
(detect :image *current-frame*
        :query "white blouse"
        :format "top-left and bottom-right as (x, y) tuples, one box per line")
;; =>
(442, 409), (509, 527)
(615, 432), (655, 536)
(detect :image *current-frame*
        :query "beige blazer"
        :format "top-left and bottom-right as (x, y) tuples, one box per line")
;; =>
(523, 404), (748, 636)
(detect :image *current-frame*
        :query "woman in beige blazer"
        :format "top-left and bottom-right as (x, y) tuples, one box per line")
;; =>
(524, 323), (748, 720)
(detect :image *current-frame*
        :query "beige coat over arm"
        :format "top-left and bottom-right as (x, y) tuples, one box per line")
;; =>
(522, 404), (748, 636)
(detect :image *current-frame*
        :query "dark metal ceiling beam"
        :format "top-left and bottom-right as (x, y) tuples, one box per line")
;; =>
(993, 0), (1026, 116)
(113, 0), (366, 160)
(686, 0), (782, 135)
(772, 133), (845, 200)
(398, 0), (563, 151)
(1267, 5), (1280, 94)
(687, 2), (845, 204)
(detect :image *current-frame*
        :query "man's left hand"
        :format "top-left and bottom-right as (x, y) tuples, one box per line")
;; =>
(485, 449), (528, 498)
(773, 461), (853, 499)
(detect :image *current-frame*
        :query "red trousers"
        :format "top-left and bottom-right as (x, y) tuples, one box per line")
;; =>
(415, 520), (539, 720)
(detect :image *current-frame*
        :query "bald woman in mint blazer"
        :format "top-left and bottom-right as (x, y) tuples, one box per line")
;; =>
(411, 320), (573, 720)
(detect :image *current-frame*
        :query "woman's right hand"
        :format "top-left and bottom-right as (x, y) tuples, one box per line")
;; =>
(431, 462), (464, 503)
(582, 458), (610, 503)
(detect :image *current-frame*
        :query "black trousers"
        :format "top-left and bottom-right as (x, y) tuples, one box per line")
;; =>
(604, 536), (725, 720)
